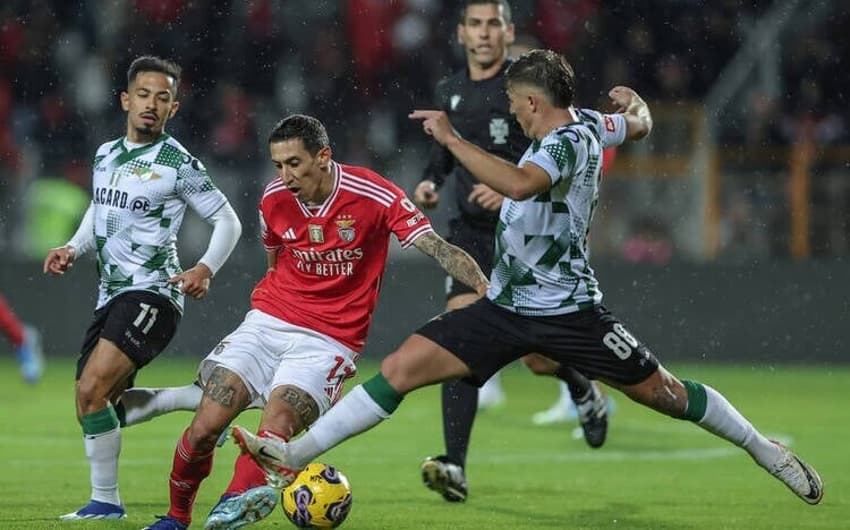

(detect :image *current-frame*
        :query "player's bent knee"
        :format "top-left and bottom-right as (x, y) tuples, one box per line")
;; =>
(379, 352), (414, 392)
(75, 377), (112, 414)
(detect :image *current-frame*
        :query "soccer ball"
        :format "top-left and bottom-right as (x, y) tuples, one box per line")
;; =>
(281, 462), (353, 528)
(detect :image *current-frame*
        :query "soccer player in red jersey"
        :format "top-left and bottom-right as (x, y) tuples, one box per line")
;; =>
(143, 114), (489, 530)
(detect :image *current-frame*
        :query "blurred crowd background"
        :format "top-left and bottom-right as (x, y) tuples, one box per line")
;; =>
(1, 0), (848, 265)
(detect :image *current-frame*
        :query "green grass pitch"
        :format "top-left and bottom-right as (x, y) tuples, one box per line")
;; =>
(0, 357), (847, 529)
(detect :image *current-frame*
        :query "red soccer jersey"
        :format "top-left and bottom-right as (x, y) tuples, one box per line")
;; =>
(252, 161), (433, 352)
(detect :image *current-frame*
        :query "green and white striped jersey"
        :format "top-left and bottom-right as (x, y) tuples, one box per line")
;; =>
(88, 134), (227, 311)
(487, 109), (627, 315)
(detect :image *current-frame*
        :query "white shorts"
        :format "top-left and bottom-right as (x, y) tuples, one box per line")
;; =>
(198, 309), (358, 414)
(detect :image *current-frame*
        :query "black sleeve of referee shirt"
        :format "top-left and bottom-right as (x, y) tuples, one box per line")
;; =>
(421, 78), (454, 189)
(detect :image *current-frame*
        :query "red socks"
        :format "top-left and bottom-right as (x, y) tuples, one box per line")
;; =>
(167, 429), (214, 525)
(225, 429), (287, 495)
(0, 295), (24, 347)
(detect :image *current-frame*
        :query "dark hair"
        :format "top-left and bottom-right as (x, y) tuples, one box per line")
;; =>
(506, 49), (575, 108)
(460, 0), (512, 25)
(127, 56), (181, 94)
(267, 114), (330, 155)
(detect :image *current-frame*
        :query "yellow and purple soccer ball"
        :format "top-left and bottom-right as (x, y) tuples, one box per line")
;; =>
(281, 463), (353, 528)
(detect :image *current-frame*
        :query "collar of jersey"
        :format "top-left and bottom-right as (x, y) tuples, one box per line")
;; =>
(295, 160), (341, 218)
(112, 133), (170, 166)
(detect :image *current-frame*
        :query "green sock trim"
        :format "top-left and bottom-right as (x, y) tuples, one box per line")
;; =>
(682, 379), (707, 422)
(362, 373), (403, 414)
(81, 405), (119, 435)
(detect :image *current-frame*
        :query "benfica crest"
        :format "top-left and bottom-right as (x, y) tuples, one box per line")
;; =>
(335, 216), (356, 242)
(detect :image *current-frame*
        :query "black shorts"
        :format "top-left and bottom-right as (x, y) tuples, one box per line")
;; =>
(445, 219), (495, 299)
(76, 290), (181, 380)
(416, 298), (659, 387)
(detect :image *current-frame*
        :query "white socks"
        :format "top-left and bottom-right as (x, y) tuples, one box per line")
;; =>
(121, 384), (203, 426)
(697, 384), (783, 468)
(288, 385), (391, 469)
(84, 428), (122, 506)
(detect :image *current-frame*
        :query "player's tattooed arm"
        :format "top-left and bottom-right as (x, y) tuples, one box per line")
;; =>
(273, 385), (320, 436)
(413, 232), (489, 296)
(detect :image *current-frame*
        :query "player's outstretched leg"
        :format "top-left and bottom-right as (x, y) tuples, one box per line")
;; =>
(678, 379), (823, 504)
(766, 441), (823, 504)
(204, 485), (279, 530)
(620, 368), (823, 504)
(421, 455), (468, 502)
(117, 383), (203, 427)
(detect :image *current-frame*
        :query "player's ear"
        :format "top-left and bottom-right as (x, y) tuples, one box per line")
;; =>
(120, 91), (130, 112)
(168, 100), (180, 118)
(317, 146), (332, 167)
(505, 23), (516, 46)
(456, 23), (465, 45)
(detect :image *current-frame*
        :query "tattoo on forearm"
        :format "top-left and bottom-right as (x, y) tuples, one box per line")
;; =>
(205, 367), (238, 408)
(277, 386), (320, 430)
(415, 233), (487, 293)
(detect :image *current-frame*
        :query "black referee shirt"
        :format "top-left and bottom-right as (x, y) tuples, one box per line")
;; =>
(422, 59), (527, 229)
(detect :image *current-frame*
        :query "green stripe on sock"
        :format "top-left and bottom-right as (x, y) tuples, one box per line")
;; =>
(81, 405), (119, 435)
(362, 373), (403, 414)
(682, 379), (707, 422)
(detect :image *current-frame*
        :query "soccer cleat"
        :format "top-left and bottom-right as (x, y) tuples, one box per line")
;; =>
(16, 325), (44, 384)
(59, 499), (126, 520)
(574, 383), (608, 449)
(231, 426), (301, 488)
(767, 442), (823, 504)
(421, 455), (468, 502)
(204, 486), (279, 530)
(142, 515), (188, 530)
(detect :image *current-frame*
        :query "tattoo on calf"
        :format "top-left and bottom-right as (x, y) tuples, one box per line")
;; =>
(278, 386), (320, 428)
(651, 383), (682, 416)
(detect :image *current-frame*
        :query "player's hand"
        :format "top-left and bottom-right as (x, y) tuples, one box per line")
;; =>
(168, 263), (213, 299)
(43, 245), (76, 275)
(413, 180), (440, 209)
(475, 281), (489, 298)
(409, 110), (460, 147)
(468, 183), (504, 211)
(608, 86), (640, 113)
